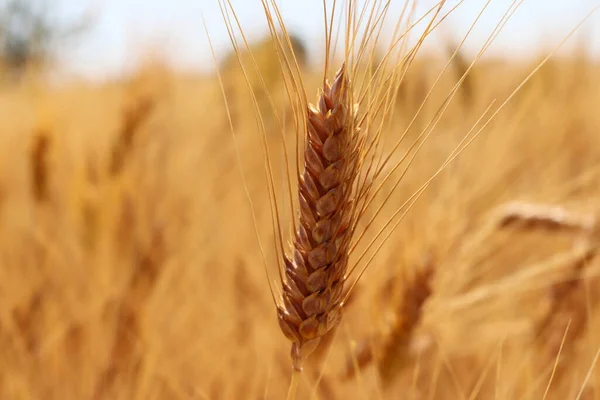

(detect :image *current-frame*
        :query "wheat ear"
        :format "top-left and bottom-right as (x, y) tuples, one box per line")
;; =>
(277, 64), (362, 372)
(30, 129), (51, 203)
(343, 255), (435, 383)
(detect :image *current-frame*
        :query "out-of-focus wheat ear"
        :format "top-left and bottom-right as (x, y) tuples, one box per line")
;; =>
(377, 255), (435, 385)
(109, 91), (155, 178)
(342, 254), (435, 384)
(495, 201), (597, 233)
(30, 128), (51, 203)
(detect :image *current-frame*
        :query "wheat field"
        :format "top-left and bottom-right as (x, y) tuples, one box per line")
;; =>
(1, 1), (600, 399)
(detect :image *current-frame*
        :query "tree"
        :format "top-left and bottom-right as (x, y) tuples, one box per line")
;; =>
(0, 0), (90, 76)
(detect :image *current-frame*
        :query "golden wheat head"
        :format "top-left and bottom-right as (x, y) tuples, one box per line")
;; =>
(276, 64), (363, 371)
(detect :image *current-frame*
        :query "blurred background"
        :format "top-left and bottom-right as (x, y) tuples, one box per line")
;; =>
(2, 0), (600, 79)
(1, 1), (600, 399)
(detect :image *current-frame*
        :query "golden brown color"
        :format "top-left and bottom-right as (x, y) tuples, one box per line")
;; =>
(1, 27), (600, 400)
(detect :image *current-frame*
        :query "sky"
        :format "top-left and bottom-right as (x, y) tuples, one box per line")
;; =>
(48, 0), (600, 79)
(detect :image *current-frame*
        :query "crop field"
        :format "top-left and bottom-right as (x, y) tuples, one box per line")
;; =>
(0, 1), (599, 399)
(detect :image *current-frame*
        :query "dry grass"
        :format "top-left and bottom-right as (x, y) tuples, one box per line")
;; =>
(0, 1), (600, 399)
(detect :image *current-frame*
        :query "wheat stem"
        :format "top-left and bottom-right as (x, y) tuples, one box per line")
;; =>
(286, 368), (301, 400)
